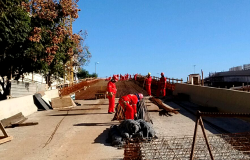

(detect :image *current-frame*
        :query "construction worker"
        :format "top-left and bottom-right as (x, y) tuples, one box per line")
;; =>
(145, 72), (152, 96)
(134, 73), (138, 81)
(156, 72), (167, 97)
(118, 93), (144, 119)
(107, 75), (118, 114)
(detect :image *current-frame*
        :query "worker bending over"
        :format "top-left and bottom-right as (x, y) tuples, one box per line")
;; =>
(119, 93), (143, 119)
(107, 75), (118, 114)
(145, 72), (152, 96)
(157, 72), (167, 97)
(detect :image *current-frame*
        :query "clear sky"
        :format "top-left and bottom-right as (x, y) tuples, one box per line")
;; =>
(73, 0), (250, 81)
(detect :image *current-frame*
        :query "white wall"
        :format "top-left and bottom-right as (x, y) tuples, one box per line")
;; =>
(0, 89), (59, 120)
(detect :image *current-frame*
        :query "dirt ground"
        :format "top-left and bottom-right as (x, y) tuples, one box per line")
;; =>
(1, 80), (250, 160)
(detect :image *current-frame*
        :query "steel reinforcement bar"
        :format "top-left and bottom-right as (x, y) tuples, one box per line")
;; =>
(59, 79), (100, 97)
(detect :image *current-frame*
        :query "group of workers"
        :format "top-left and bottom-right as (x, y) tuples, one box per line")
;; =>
(105, 73), (138, 81)
(144, 72), (167, 97)
(106, 75), (143, 119)
(106, 72), (167, 120)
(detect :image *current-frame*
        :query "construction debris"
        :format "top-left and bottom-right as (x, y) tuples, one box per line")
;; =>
(124, 133), (250, 160)
(1, 112), (38, 128)
(95, 90), (107, 99)
(0, 122), (13, 145)
(108, 119), (156, 147)
(149, 97), (179, 114)
(51, 95), (75, 109)
(1, 112), (27, 127)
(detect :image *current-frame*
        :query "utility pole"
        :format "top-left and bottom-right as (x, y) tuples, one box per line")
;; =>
(193, 65), (196, 74)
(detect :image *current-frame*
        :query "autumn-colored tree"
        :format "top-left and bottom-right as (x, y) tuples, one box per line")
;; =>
(22, 0), (91, 86)
(0, 0), (91, 99)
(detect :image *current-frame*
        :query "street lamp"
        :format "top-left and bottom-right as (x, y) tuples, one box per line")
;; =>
(95, 62), (99, 74)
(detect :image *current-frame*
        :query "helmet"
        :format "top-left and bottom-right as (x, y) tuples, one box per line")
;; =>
(138, 93), (143, 100)
(148, 72), (151, 75)
(112, 75), (118, 81)
(161, 72), (164, 76)
(135, 93), (143, 101)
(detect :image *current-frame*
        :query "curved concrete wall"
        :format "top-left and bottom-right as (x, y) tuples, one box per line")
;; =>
(0, 89), (59, 120)
(173, 84), (250, 113)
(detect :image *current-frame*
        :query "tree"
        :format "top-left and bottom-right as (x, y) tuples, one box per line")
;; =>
(0, 0), (91, 100)
(23, 0), (91, 86)
(0, 0), (32, 100)
(77, 68), (89, 79)
(77, 68), (98, 79)
(90, 73), (98, 78)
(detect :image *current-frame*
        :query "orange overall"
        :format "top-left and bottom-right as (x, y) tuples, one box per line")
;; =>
(107, 81), (117, 113)
(119, 94), (138, 119)
(157, 76), (167, 97)
(145, 76), (152, 96)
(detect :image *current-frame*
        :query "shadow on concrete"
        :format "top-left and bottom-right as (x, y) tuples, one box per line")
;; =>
(48, 113), (108, 116)
(74, 122), (119, 127)
(161, 96), (250, 134)
(58, 108), (101, 111)
(83, 104), (109, 105)
(93, 128), (111, 146)
(148, 110), (160, 112)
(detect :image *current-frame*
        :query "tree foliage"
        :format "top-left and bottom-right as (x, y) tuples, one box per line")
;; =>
(0, 0), (91, 99)
(77, 68), (97, 79)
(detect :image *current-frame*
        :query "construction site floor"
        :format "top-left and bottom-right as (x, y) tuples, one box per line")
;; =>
(1, 80), (250, 160)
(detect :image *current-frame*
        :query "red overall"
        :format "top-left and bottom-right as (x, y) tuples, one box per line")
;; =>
(134, 74), (137, 81)
(157, 76), (167, 97)
(119, 94), (138, 119)
(107, 81), (117, 113)
(145, 76), (152, 96)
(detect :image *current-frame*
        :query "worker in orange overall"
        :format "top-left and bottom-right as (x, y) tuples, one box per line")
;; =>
(144, 72), (152, 96)
(119, 93), (143, 119)
(134, 73), (138, 81)
(107, 75), (118, 114)
(157, 72), (167, 97)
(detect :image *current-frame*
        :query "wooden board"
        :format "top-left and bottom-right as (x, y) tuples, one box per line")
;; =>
(51, 96), (74, 109)
(1, 112), (27, 128)
(0, 136), (13, 145)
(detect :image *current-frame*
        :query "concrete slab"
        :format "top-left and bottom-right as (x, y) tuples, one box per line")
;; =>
(1, 96), (250, 160)
(0, 99), (123, 160)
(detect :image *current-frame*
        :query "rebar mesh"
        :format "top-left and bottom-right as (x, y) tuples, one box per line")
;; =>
(124, 132), (250, 160)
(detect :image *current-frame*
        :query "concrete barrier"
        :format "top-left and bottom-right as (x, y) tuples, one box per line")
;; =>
(45, 89), (59, 99)
(173, 83), (250, 113)
(0, 89), (59, 120)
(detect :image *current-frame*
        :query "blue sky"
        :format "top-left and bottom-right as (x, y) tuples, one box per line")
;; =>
(73, 0), (250, 81)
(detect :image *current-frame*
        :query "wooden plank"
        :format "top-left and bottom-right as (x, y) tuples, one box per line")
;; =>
(51, 96), (73, 109)
(0, 122), (8, 137)
(0, 136), (13, 145)
(1, 112), (26, 128)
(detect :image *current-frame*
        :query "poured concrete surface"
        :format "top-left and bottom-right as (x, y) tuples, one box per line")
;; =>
(1, 97), (250, 160)
(0, 99), (123, 160)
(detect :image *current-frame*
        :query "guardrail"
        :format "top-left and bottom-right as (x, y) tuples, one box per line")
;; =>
(58, 78), (100, 97)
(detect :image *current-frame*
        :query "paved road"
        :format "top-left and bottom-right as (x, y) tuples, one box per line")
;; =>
(0, 99), (124, 160)
(1, 80), (250, 159)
